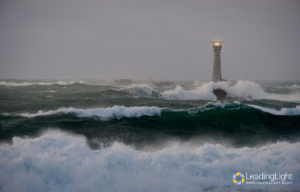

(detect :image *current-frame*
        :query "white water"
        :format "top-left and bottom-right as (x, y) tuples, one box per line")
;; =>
(123, 84), (165, 99)
(203, 102), (300, 116)
(277, 84), (300, 89)
(162, 80), (300, 101)
(290, 84), (300, 89)
(248, 104), (300, 116)
(17, 102), (300, 120)
(20, 106), (162, 120)
(0, 131), (298, 192)
(0, 80), (86, 86)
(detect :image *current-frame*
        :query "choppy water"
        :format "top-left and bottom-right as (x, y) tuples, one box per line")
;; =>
(0, 79), (300, 192)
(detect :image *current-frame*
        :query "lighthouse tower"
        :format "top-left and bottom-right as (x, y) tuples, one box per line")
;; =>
(211, 41), (223, 82)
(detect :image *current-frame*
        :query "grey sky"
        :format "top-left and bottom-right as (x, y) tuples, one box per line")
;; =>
(0, 0), (299, 80)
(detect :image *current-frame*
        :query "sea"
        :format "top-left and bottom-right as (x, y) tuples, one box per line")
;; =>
(0, 79), (299, 192)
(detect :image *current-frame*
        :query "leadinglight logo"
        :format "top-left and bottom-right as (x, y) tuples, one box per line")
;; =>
(233, 172), (245, 184)
(232, 172), (292, 185)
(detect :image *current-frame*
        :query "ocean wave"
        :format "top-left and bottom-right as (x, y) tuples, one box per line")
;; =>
(277, 84), (300, 89)
(19, 106), (162, 120)
(40, 90), (57, 93)
(290, 84), (300, 89)
(15, 102), (300, 121)
(0, 80), (86, 86)
(203, 101), (236, 108)
(248, 104), (300, 116)
(0, 131), (299, 192)
(123, 84), (165, 99)
(193, 80), (202, 86)
(203, 102), (300, 116)
(162, 80), (300, 101)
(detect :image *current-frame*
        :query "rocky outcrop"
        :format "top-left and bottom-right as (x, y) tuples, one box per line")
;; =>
(114, 79), (136, 86)
(213, 89), (228, 101)
(149, 79), (174, 87)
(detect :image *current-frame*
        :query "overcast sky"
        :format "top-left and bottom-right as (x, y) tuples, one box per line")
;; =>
(0, 0), (299, 80)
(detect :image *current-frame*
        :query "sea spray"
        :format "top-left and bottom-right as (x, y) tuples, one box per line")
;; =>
(163, 80), (300, 101)
(20, 106), (162, 120)
(0, 131), (299, 192)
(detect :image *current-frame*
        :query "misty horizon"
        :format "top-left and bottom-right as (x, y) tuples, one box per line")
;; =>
(1, 0), (300, 81)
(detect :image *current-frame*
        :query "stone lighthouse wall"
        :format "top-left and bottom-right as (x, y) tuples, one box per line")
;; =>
(212, 45), (222, 82)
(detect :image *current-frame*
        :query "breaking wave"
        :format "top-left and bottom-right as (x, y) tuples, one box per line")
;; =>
(204, 102), (300, 116)
(19, 106), (162, 120)
(193, 80), (202, 86)
(162, 80), (300, 101)
(123, 84), (164, 99)
(15, 102), (300, 124)
(248, 105), (300, 116)
(0, 80), (86, 86)
(290, 84), (300, 89)
(0, 131), (299, 192)
(277, 84), (300, 89)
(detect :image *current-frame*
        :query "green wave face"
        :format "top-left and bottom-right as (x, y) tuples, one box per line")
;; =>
(1, 80), (300, 150)
(1, 103), (299, 149)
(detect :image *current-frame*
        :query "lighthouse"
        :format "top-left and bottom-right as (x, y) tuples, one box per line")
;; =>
(211, 41), (227, 100)
(211, 41), (223, 82)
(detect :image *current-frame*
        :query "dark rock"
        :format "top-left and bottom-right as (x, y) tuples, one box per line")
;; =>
(154, 82), (174, 87)
(213, 89), (228, 101)
(149, 79), (174, 87)
(114, 79), (136, 86)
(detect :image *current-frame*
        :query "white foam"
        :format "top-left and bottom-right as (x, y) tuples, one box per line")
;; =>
(126, 84), (153, 96)
(163, 85), (216, 100)
(41, 90), (57, 93)
(289, 84), (300, 89)
(162, 80), (300, 101)
(277, 84), (300, 89)
(0, 131), (299, 192)
(198, 101), (242, 113)
(202, 102), (300, 116)
(20, 106), (162, 120)
(0, 81), (33, 86)
(123, 84), (165, 99)
(193, 80), (202, 86)
(248, 105), (300, 116)
(204, 101), (232, 108)
(0, 81), (86, 86)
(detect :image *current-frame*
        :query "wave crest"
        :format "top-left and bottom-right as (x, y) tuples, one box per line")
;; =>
(123, 84), (164, 99)
(20, 106), (162, 120)
(202, 102), (300, 116)
(0, 80), (86, 86)
(248, 104), (300, 116)
(16, 102), (300, 119)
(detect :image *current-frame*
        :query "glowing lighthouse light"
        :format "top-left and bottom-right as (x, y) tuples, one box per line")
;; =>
(213, 42), (221, 46)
